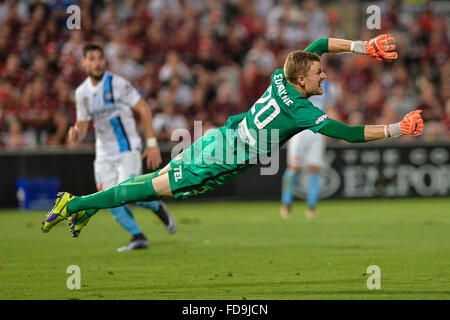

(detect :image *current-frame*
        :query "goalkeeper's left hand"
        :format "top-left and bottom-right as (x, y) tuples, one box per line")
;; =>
(366, 33), (397, 62)
(351, 33), (398, 62)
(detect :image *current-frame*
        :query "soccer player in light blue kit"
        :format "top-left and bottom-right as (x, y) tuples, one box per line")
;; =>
(280, 79), (334, 219)
(67, 44), (175, 251)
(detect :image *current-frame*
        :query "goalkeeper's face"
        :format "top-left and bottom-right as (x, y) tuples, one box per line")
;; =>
(302, 61), (326, 97)
(82, 49), (106, 80)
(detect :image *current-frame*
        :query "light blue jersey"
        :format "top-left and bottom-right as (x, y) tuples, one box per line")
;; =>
(75, 71), (142, 157)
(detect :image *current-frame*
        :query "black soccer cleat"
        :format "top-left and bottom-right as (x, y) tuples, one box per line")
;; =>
(155, 201), (176, 234)
(117, 233), (149, 252)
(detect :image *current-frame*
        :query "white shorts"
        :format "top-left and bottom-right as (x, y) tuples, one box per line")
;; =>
(94, 151), (142, 191)
(287, 130), (325, 168)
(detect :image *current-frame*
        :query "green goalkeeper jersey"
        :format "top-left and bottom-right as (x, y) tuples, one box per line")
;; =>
(223, 38), (331, 163)
(167, 38), (338, 199)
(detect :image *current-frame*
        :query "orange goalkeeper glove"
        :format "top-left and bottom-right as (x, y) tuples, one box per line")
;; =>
(351, 33), (398, 62)
(388, 110), (424, 137)
(366, 33), (397, 62)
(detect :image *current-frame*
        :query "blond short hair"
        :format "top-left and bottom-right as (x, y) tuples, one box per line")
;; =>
(283, 50), (320, 85)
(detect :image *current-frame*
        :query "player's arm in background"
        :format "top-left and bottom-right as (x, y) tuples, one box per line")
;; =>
(67, 88), (91, 147)
(67, 121), (89, 146)
(132, 98), (162, 170)
(305, 34), (397, 62)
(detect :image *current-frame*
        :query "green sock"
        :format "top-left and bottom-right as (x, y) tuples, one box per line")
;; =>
(85, 208), (99, 218)
(67, 171), (161, 214)
(119, 170), (160, 185)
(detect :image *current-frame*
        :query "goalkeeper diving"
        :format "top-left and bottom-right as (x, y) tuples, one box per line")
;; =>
(41, 34), (424, 237)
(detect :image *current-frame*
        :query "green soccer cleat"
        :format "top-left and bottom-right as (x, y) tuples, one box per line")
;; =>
(68, 210), (90, 238)
(41, 192), (76, 233)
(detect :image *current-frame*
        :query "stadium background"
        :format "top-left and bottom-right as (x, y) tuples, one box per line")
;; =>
(0, 0), (449, 208)
(0, 0), (449, 303)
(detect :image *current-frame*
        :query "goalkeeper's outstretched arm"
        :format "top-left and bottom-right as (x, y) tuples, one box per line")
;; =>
(305, 34), (398, 62)
(318, 110), (424, 143)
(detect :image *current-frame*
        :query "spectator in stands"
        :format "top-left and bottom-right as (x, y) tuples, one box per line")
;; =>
(46, 78), (72, 146)
(223, 21), (249, 65)
(29, 53), (54, 84)
(16, 77), (50, 145)
(153, 100), (188, 142)
(60, 29), (84, 67)
(158, 50), (192, 85)
(420, 80), (444, 123)
(159, 73), (193, 111)
(266, 0), (302, 43)
(1, 53), (25, 94)
(303, 0), (329, 40)
(383, 84), (418, 124)
(3, 119), (31, 150)
(444, 99), (450, 140)
(244, 37), (277, 76)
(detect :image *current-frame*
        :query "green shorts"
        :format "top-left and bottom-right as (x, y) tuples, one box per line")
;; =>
(167, 128), (254, 200)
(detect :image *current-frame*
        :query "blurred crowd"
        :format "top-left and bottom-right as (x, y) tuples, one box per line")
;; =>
(0, 0), (448, 150)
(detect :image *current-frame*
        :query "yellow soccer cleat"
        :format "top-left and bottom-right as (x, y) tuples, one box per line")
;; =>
(68, 210), (91, 238)
(41, 192), (76, 233)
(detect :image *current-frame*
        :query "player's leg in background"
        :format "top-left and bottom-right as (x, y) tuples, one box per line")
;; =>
(119, 153), (176, 234)
(135, 198), (176, 234)
(281, 165), (300, 219)
(303, 133), (325, 218)
(96, 154), (148, 251)
(280, 134), (302, 219)
(305, 165), (320, 218)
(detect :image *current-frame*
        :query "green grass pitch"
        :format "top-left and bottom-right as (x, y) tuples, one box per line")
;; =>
(0, 198), (449, 300)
